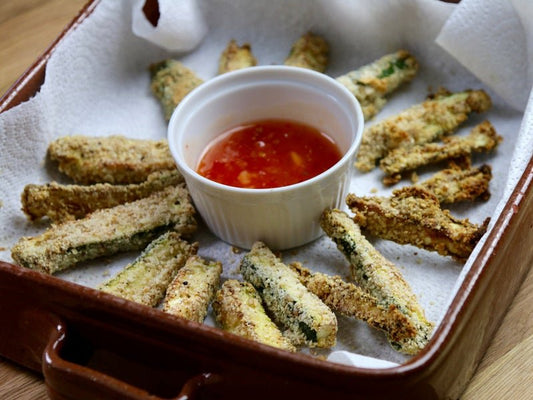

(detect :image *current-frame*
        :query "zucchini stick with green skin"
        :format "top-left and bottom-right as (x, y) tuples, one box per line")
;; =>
(288, 262), (417, 345)
(218, 39), (257, 74)
(336, 50), (419, 121)
(11, 185), (197, 274)
(213, 279), (296, 352)
(355, 89), (492, 172)
(284, 32), (329, 72)
(380, 120), (502, 184)
(98, 232), (197, 306)
(320, 209), (434, 354)
(48, 135), (177, 184)
(162, 255), (222, 323)
(150, 59), (204, 121)
(416, 164), (492, 203)
(240, 241), (337, 348)
(21, 170), (184, 222)
(346, 187), (489, 261)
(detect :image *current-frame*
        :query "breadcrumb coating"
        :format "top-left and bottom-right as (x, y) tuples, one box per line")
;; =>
(21, 170), (183, 222)
(284, 32), (329, 72)
(213, 279), (296, 351)
(162, 255), (222, 323)
(11, 185), (196, 274)
(355, 89), (492, 172)
(48, 135), (176, 184)
(417, 164), (492, 203)
(99, 232), (197, 307)
(150, 59), (204, 120)
(336, 50), (418, 121)
(320, 209), (434, 354)
(346, 187), (489, 261)
(380, 120), (502, 184)
(289, 262), (417, 345)
(218, 39), (257, 74)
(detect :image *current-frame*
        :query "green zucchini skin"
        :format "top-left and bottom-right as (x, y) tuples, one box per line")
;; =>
(240, 241), (337, 348)
(12, 185), (196, 274)
(99, 231), (197, 307)
(320, 209), (434, 354)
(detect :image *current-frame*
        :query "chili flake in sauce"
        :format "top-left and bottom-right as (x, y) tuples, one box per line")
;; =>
(197, 119), (342, 189)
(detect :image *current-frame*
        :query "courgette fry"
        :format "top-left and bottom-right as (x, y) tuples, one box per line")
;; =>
(21, 170), (184, 222)
(48, 135), (176, 184)
(212, 279), (296, 352)
(346, 187), (489, 261)
(149, 59), (204, 120)
(320, 209), (434, 354)
(380, 120), (502, 184)
(336, 50), (418, 121)
(162, 255), (222, 323)
(11, 185), (197, 274)
(417, 164), (492, 203)
(98, 232), (197, 307)
(288, 262), (416, 345)
(240, 241), (337, 348)
(355, 89), (492, 172)
(284, 32), (329, 72)
(218, 39), (257, 74)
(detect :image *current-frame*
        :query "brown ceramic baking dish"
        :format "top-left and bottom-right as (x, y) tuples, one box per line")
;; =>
(1, 1), (532, 399)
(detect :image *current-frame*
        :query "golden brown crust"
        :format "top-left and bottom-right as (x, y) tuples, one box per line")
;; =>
(11, 185), (197, 274)
(379, 120), (502, 184)
(284, 32), (329, 72)
(21, 170), (184, 222)
(162, 255), (222, 323)
(336, 50), (419, 121)
(320, 209), (433, 354)
(417, 164), (492, 203)
(346, 187), (490, 261)
(218, 39), (257, 74)
(212, 279), (296, 351)
(355, 89), (492, 172)
(289, 262), (416, 343)
(150, 59), (204, 120)
(98, 232), (197, 307)
(48, 135), (177, 184)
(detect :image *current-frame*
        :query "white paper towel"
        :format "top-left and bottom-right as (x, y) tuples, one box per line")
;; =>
(132, 0), (207, 51)
(0, 0), (531, 368)
(436, 0), (533, 111)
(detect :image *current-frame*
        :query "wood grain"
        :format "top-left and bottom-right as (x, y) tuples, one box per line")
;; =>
(0, 1), (532, 399)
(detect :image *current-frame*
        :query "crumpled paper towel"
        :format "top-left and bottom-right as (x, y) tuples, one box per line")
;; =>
(132, 0), (207, 51)
(0, 0), (531, 368)
(436, 0), (533, 111)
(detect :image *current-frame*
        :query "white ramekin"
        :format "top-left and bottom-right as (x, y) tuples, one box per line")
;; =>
(168, 66), (363, 250)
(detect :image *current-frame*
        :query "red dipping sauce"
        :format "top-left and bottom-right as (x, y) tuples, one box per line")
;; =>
(197, 119), (342, 189)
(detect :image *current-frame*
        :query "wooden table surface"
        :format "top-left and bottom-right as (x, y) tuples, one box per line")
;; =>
(0, 1), (532, 399)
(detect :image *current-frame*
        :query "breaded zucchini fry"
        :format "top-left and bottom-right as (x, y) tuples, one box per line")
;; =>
(98, 232), (197, 306)
(289, 262), (416, 345)
(284, 32), (329, 72)
(21, 170), (183, 222)
(240, 241), (337, 348)
(48, 135), (176, 184)
(11, 185), (197, 274)
(380, 120), (502, 184)
(213, 279), (296, 351)
(218, 39), (257, 74)
(320, 209), (434, 354)
(161, 255), (222, 323)
(355, 89), (492, 172)
(336, 50), (418, 121)
(150, 59), (204, 120)
(417, 164), (492, 203)
(346, 187), (489, 261)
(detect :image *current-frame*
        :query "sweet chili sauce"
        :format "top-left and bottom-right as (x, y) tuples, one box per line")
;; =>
(197, 119), (342, 189)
